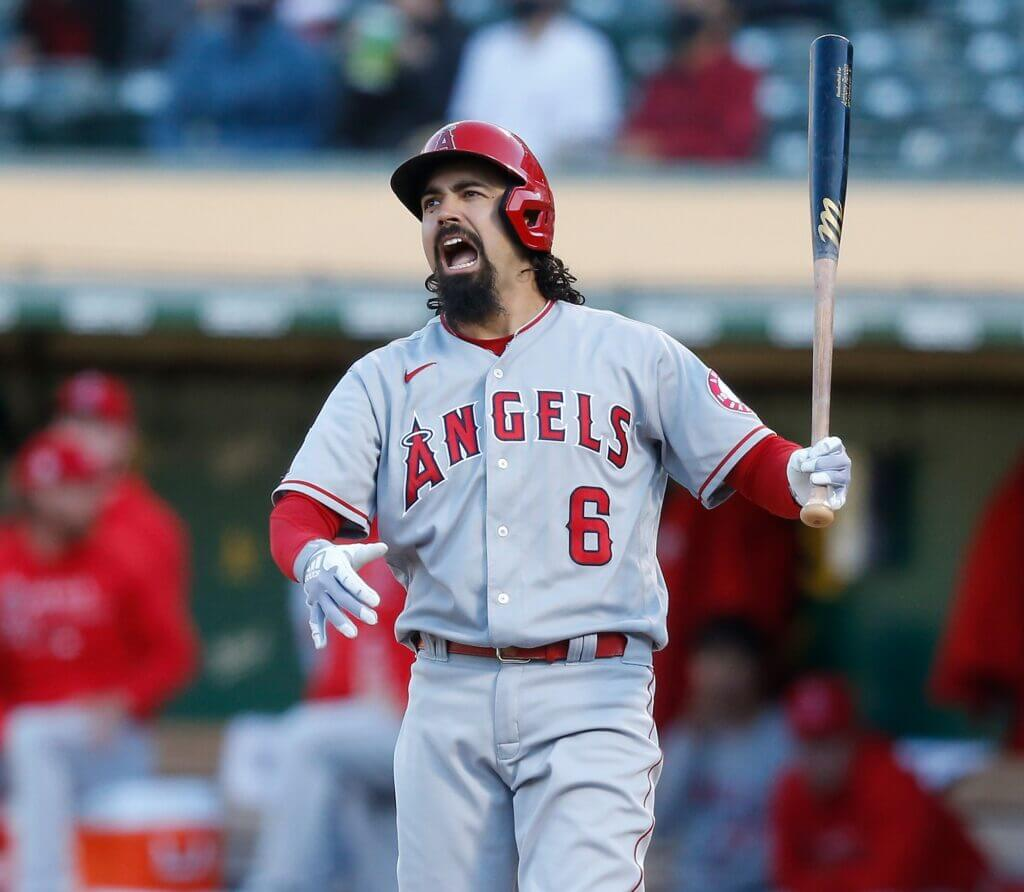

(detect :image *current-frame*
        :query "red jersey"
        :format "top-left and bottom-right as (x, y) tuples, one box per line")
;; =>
(931, 454), (1024, 750)
(772, 738), (988, 891)
(305, 557), (413, 712)
(18, 0), (94, 60)
(0, 521), (197, 730)
(100, 474), (190, 606)
(622, 50), (762, 161)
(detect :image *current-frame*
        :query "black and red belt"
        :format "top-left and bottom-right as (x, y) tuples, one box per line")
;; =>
(417, 633), (628, 663)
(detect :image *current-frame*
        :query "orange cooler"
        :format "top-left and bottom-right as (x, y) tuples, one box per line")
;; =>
(76, 778), (223, 891)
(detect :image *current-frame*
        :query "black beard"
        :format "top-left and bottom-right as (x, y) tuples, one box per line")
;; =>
(433, 245), (503, 328)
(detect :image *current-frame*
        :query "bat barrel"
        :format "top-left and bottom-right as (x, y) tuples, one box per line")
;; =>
(809, 35), (853, 262)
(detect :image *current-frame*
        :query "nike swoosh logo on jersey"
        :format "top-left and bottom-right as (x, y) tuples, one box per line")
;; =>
(404, 362), (437, 383)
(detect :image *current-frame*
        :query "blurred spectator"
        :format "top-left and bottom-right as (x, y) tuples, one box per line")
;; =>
(772, 675), (991, 892)
(242, 548), (411, 892)
(732, 0), (835, 22)
(620, 1), (761, 162)
(279, 0), (344, 43)
(338, 0), (466, 150)
(931, 453), (1024, 751)
(8, 0), (130, 70)
(126, 0), (195, 67)
(0, 431), (197, 892)
(155, 0), (336, 152)
(653, 483), (798, 726)
(656, 616), (793, 892)
(52, 370), (190, 610)
(447, 0), (620, 165)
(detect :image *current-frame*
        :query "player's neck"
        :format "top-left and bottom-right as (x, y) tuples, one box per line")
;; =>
(453, 275), (547, 340)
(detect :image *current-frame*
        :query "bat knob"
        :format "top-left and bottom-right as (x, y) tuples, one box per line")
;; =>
(800, 500), (835, 529)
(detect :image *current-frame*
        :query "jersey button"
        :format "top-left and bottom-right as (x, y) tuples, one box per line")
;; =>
(497, 592), (510, 605)
(493, 368), (504, 379)
(497, 524), (509, 537)
(497, 458), (509, 469)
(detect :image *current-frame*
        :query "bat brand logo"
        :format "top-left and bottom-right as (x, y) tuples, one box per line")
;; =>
(817, 198), (843, 248)
(834, 64), (852, 107)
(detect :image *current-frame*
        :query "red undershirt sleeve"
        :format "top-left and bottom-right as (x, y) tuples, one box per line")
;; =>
(270, 492), (344, 581)
(726, 434), (802, 519)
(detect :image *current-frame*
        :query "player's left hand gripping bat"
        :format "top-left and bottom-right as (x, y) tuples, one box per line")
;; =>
(801, 34), (853, 529)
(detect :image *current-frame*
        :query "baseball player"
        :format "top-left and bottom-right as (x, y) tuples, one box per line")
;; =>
(269, 120), (852, 891)
(0, 430), (197, 892)
(52, 370), (190, 608)
(773, 676), (990, 890)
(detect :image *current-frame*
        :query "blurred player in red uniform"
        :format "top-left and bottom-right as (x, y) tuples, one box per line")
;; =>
(244, 524), (412, 892)
(0, 431), (197, 892)
(52, 370), (190, 605)
(771, 675), (990, 892)
(931, 454), (1024, 751)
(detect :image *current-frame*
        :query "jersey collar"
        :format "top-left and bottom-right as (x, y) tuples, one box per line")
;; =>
(440, 299), (556, 353)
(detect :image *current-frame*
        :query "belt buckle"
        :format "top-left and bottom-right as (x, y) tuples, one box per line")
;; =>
(495, 647), (530, 664)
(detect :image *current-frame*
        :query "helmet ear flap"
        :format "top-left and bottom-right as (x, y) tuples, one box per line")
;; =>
(498, 186), (524, 248)
(504, 184), (554, 253)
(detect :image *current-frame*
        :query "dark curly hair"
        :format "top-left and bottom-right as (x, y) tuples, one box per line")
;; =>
(425, 252), (585, 313)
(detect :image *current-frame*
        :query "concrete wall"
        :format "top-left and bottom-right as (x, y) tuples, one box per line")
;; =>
(2, 165), (1020, 293)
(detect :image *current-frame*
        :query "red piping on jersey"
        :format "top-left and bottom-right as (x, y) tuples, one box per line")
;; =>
(440, 300), (554, 354)
(278, 479), (369, 523)
(516, 299), (555, 334)
(696, 425), (767, 502)
(630, 670), (661, 892)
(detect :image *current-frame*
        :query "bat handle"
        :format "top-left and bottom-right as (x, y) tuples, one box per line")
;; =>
(800, 500), (834, 528)
(801, 257), (837, 529)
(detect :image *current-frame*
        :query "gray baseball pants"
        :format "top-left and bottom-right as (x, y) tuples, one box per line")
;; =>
(393, 635), (662, 892)
(4, 705), (152, 892)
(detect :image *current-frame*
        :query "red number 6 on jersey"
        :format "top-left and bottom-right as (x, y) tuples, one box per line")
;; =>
(567, 486), (613, 566)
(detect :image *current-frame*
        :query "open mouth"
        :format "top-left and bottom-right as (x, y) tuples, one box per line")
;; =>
(440, 235), (480, 273)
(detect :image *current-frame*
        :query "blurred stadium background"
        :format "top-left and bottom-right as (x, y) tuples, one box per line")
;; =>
(0, 0), (1023, 888)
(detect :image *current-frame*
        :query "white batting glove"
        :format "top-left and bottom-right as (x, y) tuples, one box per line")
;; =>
(786, 435), (851, 512)
(301, 541), (388, 649)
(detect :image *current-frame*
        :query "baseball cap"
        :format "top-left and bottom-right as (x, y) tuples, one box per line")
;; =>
(56, 371), (134, 424)
(785, 674), (857, 740)
(12, 430), (105, 494)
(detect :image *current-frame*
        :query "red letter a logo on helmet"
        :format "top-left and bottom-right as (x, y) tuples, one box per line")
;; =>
(434, 127), (456, 151)
(402, 418), (445, 511)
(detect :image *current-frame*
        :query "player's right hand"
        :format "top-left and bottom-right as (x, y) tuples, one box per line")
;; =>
(302, 542), (388, 649)
(786, 435), (851, 511)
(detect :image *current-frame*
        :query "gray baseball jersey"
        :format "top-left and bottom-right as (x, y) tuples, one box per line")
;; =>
(274, 299), (773, 651)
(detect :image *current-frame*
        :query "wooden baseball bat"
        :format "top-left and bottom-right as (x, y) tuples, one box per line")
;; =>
(801, 34), (853, 529)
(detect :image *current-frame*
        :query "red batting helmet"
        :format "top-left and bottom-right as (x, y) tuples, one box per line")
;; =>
(56, 370), (134, 425)
(785, 674), (857, 741)
(390, 121), (555, 253)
